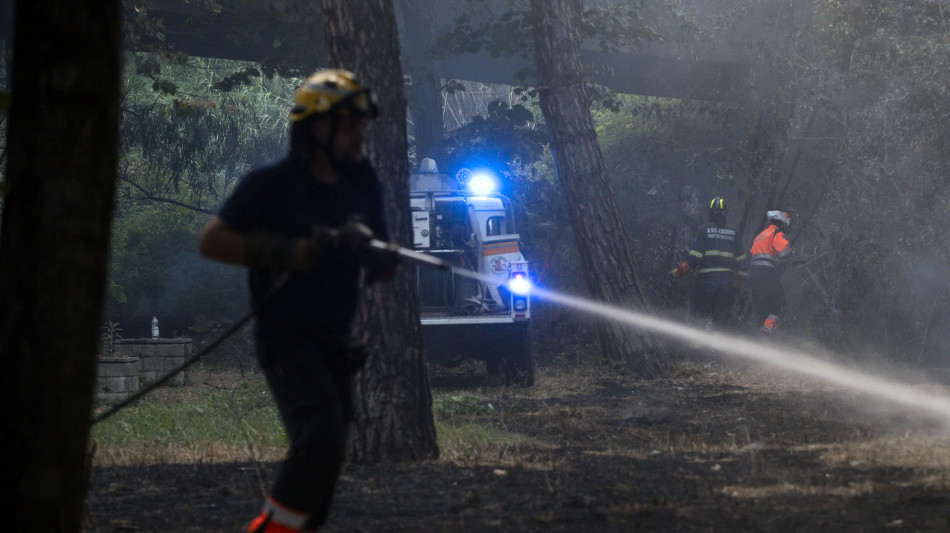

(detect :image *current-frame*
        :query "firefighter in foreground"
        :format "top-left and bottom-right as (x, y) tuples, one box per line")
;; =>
(671, 197), (748, 329)
(748, 210), (794, 334)
(198, 69), (398, 533)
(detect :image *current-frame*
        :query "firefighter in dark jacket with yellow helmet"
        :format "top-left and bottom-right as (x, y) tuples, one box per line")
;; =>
(671, 197), (748, 329)
(199, 69), (398, 533)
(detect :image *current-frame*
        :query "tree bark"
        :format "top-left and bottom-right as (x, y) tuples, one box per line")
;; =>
(0, 1), (122, 530)
(321, 0), (439, 462)
(530, 0), (667, 376)
(396, 0), (445, 164)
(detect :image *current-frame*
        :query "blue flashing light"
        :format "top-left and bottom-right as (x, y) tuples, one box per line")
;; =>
(467, 170), (498, 196)
(508, 271), (531, 296)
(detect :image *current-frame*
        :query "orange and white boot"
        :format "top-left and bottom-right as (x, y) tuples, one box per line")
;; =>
(247, 497), (313, 533)
(760, 314), (780, 334)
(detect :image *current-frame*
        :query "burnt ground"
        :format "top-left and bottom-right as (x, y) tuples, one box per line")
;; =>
(84, 359), (950, 532)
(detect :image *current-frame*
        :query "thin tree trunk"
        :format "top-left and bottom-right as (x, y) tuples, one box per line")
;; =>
(396, 0), (445, 163)
(0, 1), (122, 530)
(530, 0), (667, 376)
(322, 0), (438, 462)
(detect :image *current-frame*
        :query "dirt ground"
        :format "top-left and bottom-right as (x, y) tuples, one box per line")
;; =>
(84, 358), (950, 532)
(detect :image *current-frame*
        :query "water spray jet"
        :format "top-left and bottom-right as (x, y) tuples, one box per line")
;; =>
(393, 242), (950, 424)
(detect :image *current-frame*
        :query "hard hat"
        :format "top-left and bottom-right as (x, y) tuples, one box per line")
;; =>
(767, 210), (791, 228)
(708, 196), (728, 216)
(289, 69), (379, 122)
(419, 158), (439, 173)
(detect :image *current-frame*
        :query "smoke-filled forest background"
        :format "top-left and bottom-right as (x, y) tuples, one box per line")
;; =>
(4, 0), (947, 367)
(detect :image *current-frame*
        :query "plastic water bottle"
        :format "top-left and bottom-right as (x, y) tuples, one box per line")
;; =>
(151, 317), (159, 339)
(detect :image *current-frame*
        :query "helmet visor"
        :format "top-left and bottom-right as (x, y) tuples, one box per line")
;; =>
(337, 89), (379, 118)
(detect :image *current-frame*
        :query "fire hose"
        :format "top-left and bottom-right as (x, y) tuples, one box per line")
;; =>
(92, 238), (450, 425)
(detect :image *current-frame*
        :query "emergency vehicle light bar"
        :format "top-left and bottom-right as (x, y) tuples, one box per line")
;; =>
(467, 171), (498, 196)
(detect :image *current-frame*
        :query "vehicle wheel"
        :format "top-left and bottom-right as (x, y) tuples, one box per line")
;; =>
(485, 354), (502, 377)
(502, 323), (534, 386)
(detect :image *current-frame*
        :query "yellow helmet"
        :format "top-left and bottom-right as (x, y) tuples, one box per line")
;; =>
(289, 69), (379, 122)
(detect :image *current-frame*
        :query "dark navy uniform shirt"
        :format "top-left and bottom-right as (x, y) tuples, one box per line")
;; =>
(218, 157), (389, 339)
(685, 223), (748, 282)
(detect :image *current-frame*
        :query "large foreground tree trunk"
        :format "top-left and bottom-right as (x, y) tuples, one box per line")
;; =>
(322, 0), (438, 462)
(530, 0), (666, 376)
(0, 1), (122, 530)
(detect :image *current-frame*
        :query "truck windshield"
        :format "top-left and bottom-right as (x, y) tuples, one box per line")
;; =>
(486, 216), (506, 236)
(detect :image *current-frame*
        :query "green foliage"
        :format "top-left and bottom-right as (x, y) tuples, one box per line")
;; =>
(442, 98), (547, 170)
(434, 393), (495, 418)
(119, 54), (293, 213)
(125, 1), (318, 94)
(107, 54), (297, 333)
(431, 0), (670, 109)
(106, 202), (246, 331)
(433, 0), (661, 61)
(798, 0), (950, 358)
(100, 321), (123, 358)
(90, 377), (284, 450)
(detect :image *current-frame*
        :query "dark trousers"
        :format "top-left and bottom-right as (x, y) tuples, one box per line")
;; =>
(256, 332), (354, 530)
(748, 266), (786, 324)
(692, 275), (736, 328)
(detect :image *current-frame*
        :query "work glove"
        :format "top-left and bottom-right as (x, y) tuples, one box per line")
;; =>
(301, 225), (338, 268)
(335, 221), (375, 251)
(245, 230), (307, 271)
(669, 261), (691, 278)
(362, 244), (402, 284)
(734, 271), (748, 288)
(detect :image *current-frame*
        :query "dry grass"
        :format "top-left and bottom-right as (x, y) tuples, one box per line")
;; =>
(86, 359), (950, 531)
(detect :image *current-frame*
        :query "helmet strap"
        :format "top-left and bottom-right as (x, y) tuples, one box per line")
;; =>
(312, 114), (363, 176)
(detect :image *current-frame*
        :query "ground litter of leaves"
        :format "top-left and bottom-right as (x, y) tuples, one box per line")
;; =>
(84, 358), (950, 532)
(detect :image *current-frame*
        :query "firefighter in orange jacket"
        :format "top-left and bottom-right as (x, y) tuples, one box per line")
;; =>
(671, 197), (748, 329)
(748, 211), (794, 333)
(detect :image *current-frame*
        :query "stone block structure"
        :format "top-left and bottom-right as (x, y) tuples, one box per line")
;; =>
(117, 338), (193, 385)
(95, 338), (193, 404)
(95, 357), (141, 404)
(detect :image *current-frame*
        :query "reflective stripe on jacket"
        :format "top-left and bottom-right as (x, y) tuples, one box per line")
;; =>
(749, 224), (792, 268)
(685, 223), (748, 277)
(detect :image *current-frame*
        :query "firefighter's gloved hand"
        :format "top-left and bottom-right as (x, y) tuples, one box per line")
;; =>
(336, 222), (375, 251)
(299, 225), (338, 270)
(734, 271), (748, 289)
(360, 241), (402, 284)
(245, 230), (311, 272)
(670, 261), (691, 278)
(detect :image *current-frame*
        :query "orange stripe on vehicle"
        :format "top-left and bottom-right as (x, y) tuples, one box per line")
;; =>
(483, 246), (519, 256)
(483, 241), (519, 255)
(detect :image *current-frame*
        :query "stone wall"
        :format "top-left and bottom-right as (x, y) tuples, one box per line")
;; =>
(95, 338), (193, 404)
(96, 357), (141, 404)
(117, 338), (193, 385)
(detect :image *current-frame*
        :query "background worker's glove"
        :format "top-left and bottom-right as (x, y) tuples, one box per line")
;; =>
(669, 261), (691, 278)
(734, 271), (748, 288)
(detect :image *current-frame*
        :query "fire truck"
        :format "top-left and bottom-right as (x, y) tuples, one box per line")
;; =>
(409, 158), (533, 385)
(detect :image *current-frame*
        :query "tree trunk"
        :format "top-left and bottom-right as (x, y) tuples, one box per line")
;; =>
(321, 0), (439, 462)
(0, 1), (122, 530)
(396, 0), (445, 164)
(530, 0), (667, 376)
